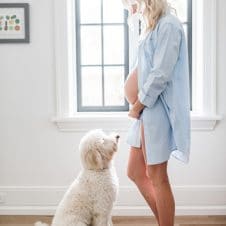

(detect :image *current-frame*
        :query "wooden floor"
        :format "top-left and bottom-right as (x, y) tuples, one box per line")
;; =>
(0, 216), (226, 226)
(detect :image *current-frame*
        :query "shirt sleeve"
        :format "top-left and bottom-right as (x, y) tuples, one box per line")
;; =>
(138, 22), (182, 108)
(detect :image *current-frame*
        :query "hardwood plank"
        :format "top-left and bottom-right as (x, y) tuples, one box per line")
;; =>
(0, 215), (226, 226)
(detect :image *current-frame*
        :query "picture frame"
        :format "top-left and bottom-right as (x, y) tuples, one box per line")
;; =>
(0, 3), (30, 43)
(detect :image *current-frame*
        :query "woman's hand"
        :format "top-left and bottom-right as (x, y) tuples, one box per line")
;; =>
(128, 108), (140, 119)
(128, 99), (145, 119)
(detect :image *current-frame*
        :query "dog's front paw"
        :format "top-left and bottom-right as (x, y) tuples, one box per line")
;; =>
(109, 219), (114, 226)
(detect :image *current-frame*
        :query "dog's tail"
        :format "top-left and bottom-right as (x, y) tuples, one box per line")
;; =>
(34, 221), (49, 226)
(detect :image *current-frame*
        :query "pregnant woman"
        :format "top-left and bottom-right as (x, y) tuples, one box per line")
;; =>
(123, 0), (191, 225)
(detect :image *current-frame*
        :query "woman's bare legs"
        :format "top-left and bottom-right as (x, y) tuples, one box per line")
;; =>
(127, 122), (175, 226)
(141, 123), (175, 226)
(147, 161), (175, 226)
(127, 147), (160, 224)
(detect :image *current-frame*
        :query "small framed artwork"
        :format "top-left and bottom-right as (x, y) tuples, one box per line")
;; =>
(0, 3), (30, 43)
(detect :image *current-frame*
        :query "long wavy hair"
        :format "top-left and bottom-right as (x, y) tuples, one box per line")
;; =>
(122, 0), (174, 32)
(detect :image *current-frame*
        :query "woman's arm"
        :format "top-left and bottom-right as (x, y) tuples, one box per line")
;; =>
(138, 22), (182, 109)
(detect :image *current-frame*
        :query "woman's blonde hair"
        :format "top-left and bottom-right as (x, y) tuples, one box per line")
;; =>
(123, 0), (173, 31)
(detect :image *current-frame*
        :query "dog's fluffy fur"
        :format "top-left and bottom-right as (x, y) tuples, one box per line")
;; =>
(35, 129), (119, 226)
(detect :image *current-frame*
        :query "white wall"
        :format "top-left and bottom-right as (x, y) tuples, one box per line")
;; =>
(0, 0), (225, 215)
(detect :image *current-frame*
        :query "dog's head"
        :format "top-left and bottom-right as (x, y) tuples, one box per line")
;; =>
(79, 129), (120, 170)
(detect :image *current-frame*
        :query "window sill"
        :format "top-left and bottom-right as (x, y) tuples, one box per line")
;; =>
(190, 113), (223, 131)
(52, 112), (223, 132)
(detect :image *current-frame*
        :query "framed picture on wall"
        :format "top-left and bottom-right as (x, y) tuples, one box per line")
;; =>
(0, 3), (30, 43)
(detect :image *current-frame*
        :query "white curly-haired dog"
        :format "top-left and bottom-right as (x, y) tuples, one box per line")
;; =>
(35, 129), (120, 226)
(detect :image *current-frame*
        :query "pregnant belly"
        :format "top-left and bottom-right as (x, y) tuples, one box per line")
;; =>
(124, 69), (138, 105)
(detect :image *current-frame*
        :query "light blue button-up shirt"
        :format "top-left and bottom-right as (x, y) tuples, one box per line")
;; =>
(126, 11), (191, 164)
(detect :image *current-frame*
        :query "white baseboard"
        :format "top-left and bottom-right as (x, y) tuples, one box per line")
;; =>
(0, 185), (226, 215)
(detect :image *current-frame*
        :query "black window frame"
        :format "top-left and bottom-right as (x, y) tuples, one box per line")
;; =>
(75, 0), (129, 112)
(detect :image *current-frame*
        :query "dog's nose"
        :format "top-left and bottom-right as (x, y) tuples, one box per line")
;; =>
(116, 135), (120, 139)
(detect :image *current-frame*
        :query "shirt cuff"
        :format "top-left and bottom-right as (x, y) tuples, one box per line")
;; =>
(138, 89), (156, 108)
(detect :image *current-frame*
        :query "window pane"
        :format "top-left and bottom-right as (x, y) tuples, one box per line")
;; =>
(103, 0), (124, 23)
(168, 0), (188, 22)
(183, 24), (188, 46)
(80, 0), (101, 24)
(104, 67), (125, 106)
(81, 26), (102, 65)
(104, 25), (124, 64)
(81, 67), (102, 106)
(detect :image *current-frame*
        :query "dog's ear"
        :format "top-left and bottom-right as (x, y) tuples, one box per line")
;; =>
(85, 149), (103, 170)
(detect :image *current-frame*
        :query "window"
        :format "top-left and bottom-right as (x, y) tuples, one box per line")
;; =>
(75, 0), (129, 112)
